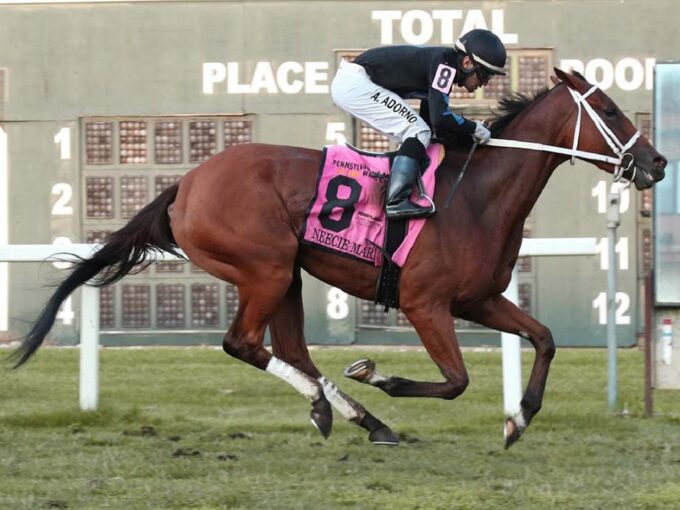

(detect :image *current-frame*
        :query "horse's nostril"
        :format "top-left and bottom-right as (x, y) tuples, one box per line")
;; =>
(654, 156), (668, 170)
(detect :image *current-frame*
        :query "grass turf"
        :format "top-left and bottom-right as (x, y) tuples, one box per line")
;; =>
(1, 347), (679, 509)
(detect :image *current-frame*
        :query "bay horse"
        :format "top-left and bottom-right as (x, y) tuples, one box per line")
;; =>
(12, 69), (666, 448)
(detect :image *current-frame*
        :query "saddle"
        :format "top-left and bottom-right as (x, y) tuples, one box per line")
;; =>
(301, 143), (445, 310)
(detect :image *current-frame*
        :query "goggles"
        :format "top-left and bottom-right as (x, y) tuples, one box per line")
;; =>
(475, 65), (493, 84)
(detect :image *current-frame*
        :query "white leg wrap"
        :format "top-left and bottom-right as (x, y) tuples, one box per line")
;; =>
(367, 370), (389, 386)
(318, 376), (363, 422)
(513, 410), (527, 432)
(266, 357), (321, 402)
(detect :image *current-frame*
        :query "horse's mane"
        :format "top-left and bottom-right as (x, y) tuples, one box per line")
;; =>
(441, 86), (553, 151)
(488, 87), (551, 137)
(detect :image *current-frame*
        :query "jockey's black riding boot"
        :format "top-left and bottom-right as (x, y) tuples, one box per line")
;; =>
(385, 155), (435, 219)
(386, 138), (435, 220)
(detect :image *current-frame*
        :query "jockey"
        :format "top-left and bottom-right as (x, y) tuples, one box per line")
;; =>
(331, 29), (507, 219)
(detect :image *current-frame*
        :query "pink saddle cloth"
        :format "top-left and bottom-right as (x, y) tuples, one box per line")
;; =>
(301, 143), (444, 267)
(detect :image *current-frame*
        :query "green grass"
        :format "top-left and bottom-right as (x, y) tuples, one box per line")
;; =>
(1, 347), (679, 510)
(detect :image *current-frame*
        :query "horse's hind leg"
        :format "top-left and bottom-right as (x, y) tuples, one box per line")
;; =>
(203, 258), (332, 439)
(460, 294), (556, 449)
(269, 268), (399, 445)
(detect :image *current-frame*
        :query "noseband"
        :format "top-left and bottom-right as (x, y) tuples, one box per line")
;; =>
(486, 84), (641, 184)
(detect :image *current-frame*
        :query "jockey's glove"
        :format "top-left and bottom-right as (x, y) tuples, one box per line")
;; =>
(471, 120), (491, 144)
(435, 113), (476, 137)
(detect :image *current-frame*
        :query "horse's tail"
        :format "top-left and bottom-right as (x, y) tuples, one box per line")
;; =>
(11, 183), (182, 368)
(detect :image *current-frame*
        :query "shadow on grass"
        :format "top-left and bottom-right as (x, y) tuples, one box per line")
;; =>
(0, 406), (144, 428)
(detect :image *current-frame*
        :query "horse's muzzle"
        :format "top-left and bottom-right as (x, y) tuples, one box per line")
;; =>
(630, 149), (667, 190)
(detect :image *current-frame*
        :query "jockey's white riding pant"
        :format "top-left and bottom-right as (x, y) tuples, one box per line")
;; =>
(331, 60), (432, 147)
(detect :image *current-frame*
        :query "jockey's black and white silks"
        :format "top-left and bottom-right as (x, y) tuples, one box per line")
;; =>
(331, 46), (476, 146)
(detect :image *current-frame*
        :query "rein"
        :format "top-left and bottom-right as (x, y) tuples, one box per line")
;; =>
(485, 84), (641, 184)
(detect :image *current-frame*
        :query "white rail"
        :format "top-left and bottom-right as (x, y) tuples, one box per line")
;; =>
(0, 244), (183, 410)
(0, 240), (596, 414)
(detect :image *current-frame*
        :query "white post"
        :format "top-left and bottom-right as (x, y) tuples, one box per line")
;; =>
(79, 285), (100, 411)
(0, 127), (9, 332)
(502, 267), (522, 415)
(606, 191), (621, 412)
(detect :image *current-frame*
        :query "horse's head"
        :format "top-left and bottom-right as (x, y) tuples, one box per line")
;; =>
(553, 68), (667, 190)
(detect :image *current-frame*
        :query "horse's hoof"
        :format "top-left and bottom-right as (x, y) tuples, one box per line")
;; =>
(504, 417), (522, 449)
(310, 398), (333, 439)
(344, 359), (375, 383)
(369, 426), (400, 446)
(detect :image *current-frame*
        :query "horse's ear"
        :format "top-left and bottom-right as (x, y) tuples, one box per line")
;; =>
(571, 69), (588, 82)
(550, 75), (561, 86)
(553, 67), (582, 90)
(553, 67), (569, 82)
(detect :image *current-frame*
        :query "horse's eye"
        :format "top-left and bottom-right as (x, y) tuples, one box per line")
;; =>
(604, 107), (617, 117)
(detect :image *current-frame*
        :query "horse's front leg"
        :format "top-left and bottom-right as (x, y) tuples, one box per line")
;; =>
(459, 294), (556, 448)
(346, 304), (470, 399)
(269, 267), (399, 445)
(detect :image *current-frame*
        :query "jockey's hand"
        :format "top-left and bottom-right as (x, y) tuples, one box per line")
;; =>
(471, 120), (491, 144)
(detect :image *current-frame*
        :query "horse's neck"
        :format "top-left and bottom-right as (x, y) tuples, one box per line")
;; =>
(472, 102), (569, 229)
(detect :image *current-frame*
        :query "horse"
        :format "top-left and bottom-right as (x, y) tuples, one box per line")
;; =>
(11, 68), (666, 449)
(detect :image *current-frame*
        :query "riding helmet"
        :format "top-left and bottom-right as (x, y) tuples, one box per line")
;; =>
(454, 29), (507, 76)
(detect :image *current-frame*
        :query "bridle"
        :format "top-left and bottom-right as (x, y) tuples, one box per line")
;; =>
(485, 84), (641, 184)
